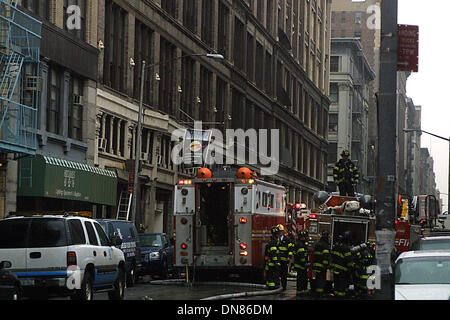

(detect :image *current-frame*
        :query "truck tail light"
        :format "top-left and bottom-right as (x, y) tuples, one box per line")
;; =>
(239, 217), (247, 224)
(181, 217), (188, 224)
(239, 251), (248, 256)
(181, 243), (187, 250)
(240, 243), (247, 250)
(67, 251), (77, 267)
(309, 214), (317, 219)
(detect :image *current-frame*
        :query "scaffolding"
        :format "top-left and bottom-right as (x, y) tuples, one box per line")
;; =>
(0, 0), (41, 154)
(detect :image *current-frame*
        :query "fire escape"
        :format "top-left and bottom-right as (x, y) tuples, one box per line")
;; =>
(0, 0), (41, 155)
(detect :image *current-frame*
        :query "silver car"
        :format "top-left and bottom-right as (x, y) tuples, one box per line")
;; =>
(395, 250), (450, 300)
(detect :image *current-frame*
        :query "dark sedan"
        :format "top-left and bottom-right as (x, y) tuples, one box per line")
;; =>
(139, 233), (176, 279)
(0, 261), (21, 300)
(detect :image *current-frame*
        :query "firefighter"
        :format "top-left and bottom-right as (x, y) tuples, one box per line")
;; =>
(354, 242), (375, 299)
(331, 233), (353, 299)
(277, 224), (294, 291)
(293, 230), (310, 297)
(311, 230), (331, 299)
(333, 150), (359, 197)
(264, 225), (281, 290)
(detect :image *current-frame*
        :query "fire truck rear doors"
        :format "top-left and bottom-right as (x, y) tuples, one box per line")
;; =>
(196, 182), (234, 260)
(331, 217), (369, 247)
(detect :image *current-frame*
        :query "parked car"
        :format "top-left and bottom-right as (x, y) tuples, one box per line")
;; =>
(0, 215), (126, 300)
(0, 261), (21, 300)
(410, 236), (450, 251)
(138, 233), (175, 279)
(395, 250), (450, 300)
(97, 219), (143, 286)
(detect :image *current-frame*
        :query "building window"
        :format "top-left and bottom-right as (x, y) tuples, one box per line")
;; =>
(330, 83), (339, 103)
(180, 55), (195, 123)
(329, 113), (338, 133)
(355, 12), (362, 24)
(22, 0), (50, 20)
(158, 37), (176, 116)
(201, 0), (214, 47)
(63, 0), (86, 40)
(246, 32), (254, 82)
(133, 20), (153, 103)
(162, 0), (176, 18)
(341, 11), (346, 23)
(103, 0), (126, 92)
(199, 66), (212, 125)
(217, 1), (229, 59)
(68, 75), (83, 141)
(46, 67), (61, 135)
(330, 56), (340, 72)
(183, 0), (197, 33)
(264, 51), (272, 94)
(233, 18), (245, 70)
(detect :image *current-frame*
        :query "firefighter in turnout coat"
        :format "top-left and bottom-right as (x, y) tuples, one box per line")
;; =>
(277, 224), (294, 291)
(293, 230), (310, 297)
(333, 150), (359, 197)
(312, 230), (331, 299)
(331, 234), (353, 298)
(264, 226), (281, 289)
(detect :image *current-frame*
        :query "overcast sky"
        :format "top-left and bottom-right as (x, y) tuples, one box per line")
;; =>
(398, 0), (450, 210)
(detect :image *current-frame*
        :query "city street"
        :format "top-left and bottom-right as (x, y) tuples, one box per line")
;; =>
(48, 276), (297, 301)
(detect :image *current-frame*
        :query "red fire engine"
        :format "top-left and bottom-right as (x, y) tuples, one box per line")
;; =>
(173, 167), (288, 281)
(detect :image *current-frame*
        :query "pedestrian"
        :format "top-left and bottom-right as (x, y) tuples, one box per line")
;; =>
(333, 150), (359, 197)
(331, 233), (353, 299)
(311, 230), (331, 299)
(277, 224), (294, 291)
(293, 230), (310, 298)
(264, 225), (281, 290)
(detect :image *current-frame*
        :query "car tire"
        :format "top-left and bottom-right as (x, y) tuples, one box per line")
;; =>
(108, 268), (125, 300)
(12, 284), (21, 300)
(160, 259), (168, 279)
(126, 266), (136, 287)
(72, 271), (93, 301)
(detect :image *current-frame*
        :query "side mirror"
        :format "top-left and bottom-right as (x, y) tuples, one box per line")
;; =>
(110, 235), (123, 247)
(0, 261), (12, 269)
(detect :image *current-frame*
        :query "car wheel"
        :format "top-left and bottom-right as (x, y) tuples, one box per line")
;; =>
(126, 266), (136, 287)
(12, 284), (21, 300)
(72, 271), (93, 301)
(108, 268), (125, 300)
(160, 259), (168, 279)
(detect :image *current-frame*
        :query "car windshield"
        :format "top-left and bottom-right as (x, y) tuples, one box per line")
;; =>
(139, 234), (162, 247)
(395, 257), (450, 284)
(421, 239), (450, 250)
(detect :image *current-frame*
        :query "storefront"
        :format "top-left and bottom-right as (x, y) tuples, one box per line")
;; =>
(17, 155), (117, 216)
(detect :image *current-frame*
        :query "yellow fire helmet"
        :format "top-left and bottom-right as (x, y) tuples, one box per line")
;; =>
(277, 224), (285, 231)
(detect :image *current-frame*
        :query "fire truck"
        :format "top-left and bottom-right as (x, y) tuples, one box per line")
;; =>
(395, 194), (442, 252)
(173, 167), (287, 281)
(306, 191), (376, 247)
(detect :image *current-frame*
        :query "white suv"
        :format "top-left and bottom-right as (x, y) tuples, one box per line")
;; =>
(0, 215), (126, 300)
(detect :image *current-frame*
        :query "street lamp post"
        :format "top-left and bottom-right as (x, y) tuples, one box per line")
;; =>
(130, 53), (224, 225)
(404, 128), (450, 216)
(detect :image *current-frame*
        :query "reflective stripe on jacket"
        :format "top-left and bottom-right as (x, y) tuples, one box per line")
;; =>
(333, 159), (359, 183)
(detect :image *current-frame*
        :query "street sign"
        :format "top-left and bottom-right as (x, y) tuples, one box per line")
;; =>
(397, 24), (419, 72)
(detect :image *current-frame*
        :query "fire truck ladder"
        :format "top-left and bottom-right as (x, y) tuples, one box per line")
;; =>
(116, 190), (132, 220)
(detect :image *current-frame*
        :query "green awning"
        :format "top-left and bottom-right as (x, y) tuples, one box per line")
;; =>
(18, 155), (117, 206)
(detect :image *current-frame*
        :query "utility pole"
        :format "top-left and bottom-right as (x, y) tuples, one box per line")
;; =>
(374, 0), (398, 300)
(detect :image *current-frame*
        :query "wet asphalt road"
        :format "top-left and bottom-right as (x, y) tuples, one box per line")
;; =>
(49, 276), (298, 300)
